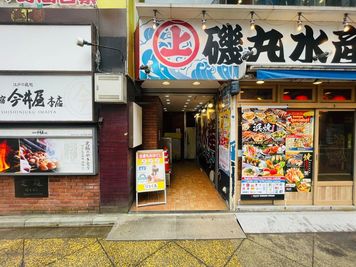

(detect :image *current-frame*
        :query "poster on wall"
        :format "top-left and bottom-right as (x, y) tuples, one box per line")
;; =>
(0, 128), (96, 175)
(136, 150), (166, 193)
(218, 89), (231, 175)
(285, 110), (314, 192)
(241, 107), (289, 200)
(197, 108), (216, 177)
(0, 75), (93, 122)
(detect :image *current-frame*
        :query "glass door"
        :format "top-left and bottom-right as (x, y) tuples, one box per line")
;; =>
(318, 111), (354, 181)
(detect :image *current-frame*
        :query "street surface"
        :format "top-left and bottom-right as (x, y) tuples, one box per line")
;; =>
(0, 227), (355, 266)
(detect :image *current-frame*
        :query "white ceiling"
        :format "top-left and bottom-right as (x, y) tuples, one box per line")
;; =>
(158, 93), (215, 112)
(141, 80), (219, 112)
(136, 3), (355, 22)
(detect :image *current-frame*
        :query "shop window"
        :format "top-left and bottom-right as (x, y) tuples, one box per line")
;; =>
(281, 88), (314, 102)
(239, 88), (274, 102)
(321, 88), (353, 102)
(318, 111), (354, 181)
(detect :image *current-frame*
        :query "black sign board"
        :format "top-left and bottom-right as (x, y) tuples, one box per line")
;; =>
(15, 176), (48, 198)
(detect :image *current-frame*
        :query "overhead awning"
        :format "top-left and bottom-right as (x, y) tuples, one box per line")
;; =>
(257, 69), (356, 81)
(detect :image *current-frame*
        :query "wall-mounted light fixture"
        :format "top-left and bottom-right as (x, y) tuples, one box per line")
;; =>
(313, 79), (323, 85)
(250, 11), (256, 30)
(297, 12), (303, 32)
(343, 13), (351, 32)
(201, 10), (207, 30)
(153, 9), (159, 30)
(76, 37), (124, 62)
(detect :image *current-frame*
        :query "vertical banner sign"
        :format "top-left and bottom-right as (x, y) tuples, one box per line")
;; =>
(136, 150), (166, 193)
(241, 107), (288, 200)
(285, 111), (314, 192)
(218, 88), (231, 175)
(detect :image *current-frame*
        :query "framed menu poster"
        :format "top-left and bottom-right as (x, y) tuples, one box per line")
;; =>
(241, 107), (288, 200)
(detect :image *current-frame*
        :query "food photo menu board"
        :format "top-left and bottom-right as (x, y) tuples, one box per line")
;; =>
(0, 128), (96, 175)
(285, 110), (314, 192)
(241, 107), (288, 200)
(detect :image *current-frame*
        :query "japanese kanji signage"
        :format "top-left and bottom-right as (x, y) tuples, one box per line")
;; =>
(136, 150), (166, 193)
(0, 128), (96, 176)
(1, 0), (96, 6)
(139, 19), (355, 80)
(0, 75), (93, 122)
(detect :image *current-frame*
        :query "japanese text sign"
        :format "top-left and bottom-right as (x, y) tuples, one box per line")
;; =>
(0, 75), (93, 122)
(0, 128), (96, 176)
(136, 150), (166, 193)
(139, 18), (355, 80)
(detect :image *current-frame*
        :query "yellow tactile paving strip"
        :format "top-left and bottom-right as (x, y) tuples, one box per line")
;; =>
(131, 161), (228, 212)
(0, 238), (243, 267)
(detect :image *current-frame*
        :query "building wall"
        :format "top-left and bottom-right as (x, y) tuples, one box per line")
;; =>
(99, 104), (131, 212)
(142, 96), (163, 150)
(0, 176), (99, 215)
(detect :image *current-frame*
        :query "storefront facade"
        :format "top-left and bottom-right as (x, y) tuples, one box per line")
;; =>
(0, 1), (136, 214)
(136, 3), (356, 210)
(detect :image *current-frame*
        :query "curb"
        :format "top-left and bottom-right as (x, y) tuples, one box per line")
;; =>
(0, 214), (119, 228)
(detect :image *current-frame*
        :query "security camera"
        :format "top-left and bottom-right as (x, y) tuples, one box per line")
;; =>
(241, 47), (257, 61)
(140, 65), (151, 74)
(77, 37), (90, 47)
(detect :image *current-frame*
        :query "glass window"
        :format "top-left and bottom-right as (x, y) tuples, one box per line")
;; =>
(318, 111), (354, 181)
(322, 88), (353, 101)
(282, 88), (313, 101)
(240, 88), (273, 101)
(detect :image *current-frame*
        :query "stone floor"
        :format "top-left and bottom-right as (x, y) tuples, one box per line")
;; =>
(1, 227), (356, 266)
(130, 160), (227, 212)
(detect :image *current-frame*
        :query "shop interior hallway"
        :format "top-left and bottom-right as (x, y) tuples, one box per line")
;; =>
(130, 160), (228, 212)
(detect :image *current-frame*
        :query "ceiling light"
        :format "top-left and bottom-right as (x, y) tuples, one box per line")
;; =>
(165, 95), (169, 98)
(313, 79), (323, 85)
(208, 103), (214, 108)
(166, 99), (170, 102)
(250, 11), (255, 31)
(257, 97), (262, 101)
(162, 81), (170, 86)
(199, 102), (203, 105)
(297, 12), (303, 32)
(152, 9), (159, 30)
(343, 13), (351, 32)
(188, 95), (192, 98)
(193, 81), (201, 86)
(184, 105), (187, 108)
(167, 102), (171, 104)
(187, 99), (191, 102)
(202, 108), (207, 113)
(256, 80), (265, 84)
(201, 10), (207, 30)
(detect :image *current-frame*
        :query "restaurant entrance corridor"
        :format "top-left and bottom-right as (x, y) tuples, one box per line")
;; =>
(130, 160), (227, 212)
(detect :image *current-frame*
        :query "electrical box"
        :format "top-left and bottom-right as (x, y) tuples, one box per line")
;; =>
(94, 73), (127, 103)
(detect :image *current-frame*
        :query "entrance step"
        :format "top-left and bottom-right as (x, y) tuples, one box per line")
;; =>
(106, 213), (246, 241)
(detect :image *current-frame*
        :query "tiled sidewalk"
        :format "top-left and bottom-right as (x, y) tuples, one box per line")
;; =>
(131, 161), (227, 212)
(1, 227), (355, 267)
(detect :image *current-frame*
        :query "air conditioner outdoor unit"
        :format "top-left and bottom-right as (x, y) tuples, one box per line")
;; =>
(94, 73), (127, 103)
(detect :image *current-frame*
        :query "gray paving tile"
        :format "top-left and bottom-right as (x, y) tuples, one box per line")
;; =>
(314, 233), (356, 267)
(247, 234), (313, 266)
(227, 239), (303, 267)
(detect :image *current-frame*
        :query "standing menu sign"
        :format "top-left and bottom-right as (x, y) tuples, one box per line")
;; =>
(136, 150), (166, 207)
(241, 107), (288, 200)
(285, 111), (314, 192)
